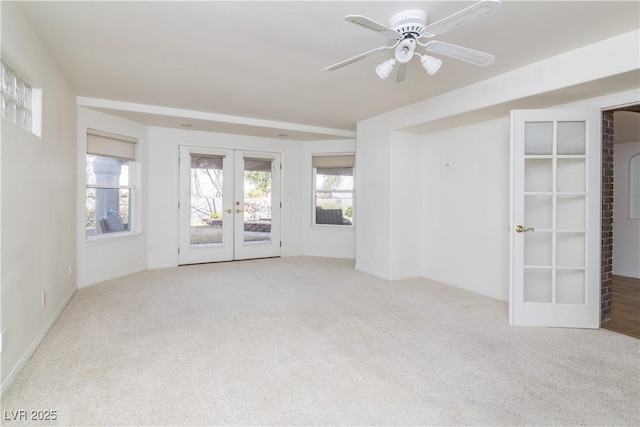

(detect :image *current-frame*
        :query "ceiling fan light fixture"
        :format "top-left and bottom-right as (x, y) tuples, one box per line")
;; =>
(375, 58), (397, 80)
(395, 38), (416, 63)
(325, 1), (501, 81)
(421, 54), (443, 76)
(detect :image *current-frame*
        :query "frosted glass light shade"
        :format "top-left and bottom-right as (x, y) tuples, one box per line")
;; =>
(375, 59), (396, 80)
(421, 55), (442, 75)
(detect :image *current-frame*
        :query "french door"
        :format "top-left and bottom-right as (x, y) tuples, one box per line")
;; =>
(178, 146), (281, 265)
(510, 109), (600, 328)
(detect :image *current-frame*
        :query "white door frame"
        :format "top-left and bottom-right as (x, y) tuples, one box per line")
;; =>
(178, 145), (281, 265)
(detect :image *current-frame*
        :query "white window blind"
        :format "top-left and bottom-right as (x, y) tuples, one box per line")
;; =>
(312, 155), (355, 168)
(87, 129), (137, 160)
(313, 154), (355, 176)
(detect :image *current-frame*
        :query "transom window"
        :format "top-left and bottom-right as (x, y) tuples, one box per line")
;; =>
(1, 59), (33, 133)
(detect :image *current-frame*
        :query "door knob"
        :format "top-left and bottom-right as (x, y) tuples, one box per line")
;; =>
(225, 209), (232, 214)
(515, 225), (534, 233)
(236, 208), (242, 214)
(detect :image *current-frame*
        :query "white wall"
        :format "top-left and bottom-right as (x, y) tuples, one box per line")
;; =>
(370, 91), (639, 302)
(146, 126), (306, 269)
(420, 117), (511, 301)
(76, 108), (148, 288)
(355, 29), (639, 299)
(74, 118), (359, 272)
(1, 1), (77, 392)
(354, 30), (639, 283)
(417, 93), (640, 302)
(354, 120), (392, 279)
(390, 131), (421, 280)
(72, 119), (354, 272)
(302, 140), (356, 259)
(613, 141), (640, 278)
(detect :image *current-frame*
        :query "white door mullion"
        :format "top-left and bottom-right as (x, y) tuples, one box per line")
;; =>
(551, 121), (558, 304)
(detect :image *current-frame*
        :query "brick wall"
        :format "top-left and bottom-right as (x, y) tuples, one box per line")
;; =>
(601, 111), (614, 323)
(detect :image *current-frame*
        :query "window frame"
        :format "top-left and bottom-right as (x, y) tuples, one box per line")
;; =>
(85, 129), (138, 240)
(312, 153), (355, 228)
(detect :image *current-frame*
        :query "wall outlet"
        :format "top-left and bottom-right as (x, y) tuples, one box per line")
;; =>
(68, 264), (72, 276)
(0, 329), (5, 353)
(41, 291), (46, 307)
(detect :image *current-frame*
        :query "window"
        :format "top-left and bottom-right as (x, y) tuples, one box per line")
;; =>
(85, 129), (137, 238)
(313, 154), (354, 226)
(1, 59), (33, 133)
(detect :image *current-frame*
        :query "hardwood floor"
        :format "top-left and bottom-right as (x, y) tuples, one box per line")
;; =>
(602, 275), (640, 339)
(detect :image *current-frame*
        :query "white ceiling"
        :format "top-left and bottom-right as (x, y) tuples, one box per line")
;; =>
(16, 1), (640, 138)
(614, 111), (640, 144)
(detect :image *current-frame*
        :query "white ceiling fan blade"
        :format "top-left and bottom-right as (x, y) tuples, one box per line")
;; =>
(396, 63), (407, 82)
(345, 15), (401, 40)
(421, 0), (502, 38)
(324, 45), (394, 72)
(424, 40), (495, 67)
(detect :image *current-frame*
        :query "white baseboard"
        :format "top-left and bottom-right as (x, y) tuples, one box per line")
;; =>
(1, 285), (77, 397)
(613, 269), (640, 279)
(77, 264), (146, 288)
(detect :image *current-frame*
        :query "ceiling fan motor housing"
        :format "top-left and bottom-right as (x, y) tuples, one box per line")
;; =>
(390, 9), (428, 39)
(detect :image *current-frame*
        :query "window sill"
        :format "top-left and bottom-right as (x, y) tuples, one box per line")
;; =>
(85, 232), (142, 246)
(311, 224), (355, 231)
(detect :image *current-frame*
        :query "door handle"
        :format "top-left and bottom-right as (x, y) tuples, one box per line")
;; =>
(225, 209), (232, 214)
(515, 225), (534, 233)
(236, 208), (243, 214)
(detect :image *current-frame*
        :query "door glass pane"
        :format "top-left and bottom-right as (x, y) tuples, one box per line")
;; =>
(525, 195), (552, 229)
(556, 232), (585, 268)
(190, 155), (224, 245)
(557, 159), (585, 193)
(557, 121), (586, 155)
(243, 158), (272, 243)
(556, 270), (585, 304)
(525, 159), (553, 192)
(524, 269), (552, 303)
(557, 196), (585, 230)
(525, 122), (553, 155)
(524, 232), (552, 266)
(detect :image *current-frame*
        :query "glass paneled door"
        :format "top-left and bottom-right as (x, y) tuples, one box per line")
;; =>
(179, 146), (234, 264)
(234, 152), (281, 260)
(179, 146), (281, 265)
(510, 110), (600, 328)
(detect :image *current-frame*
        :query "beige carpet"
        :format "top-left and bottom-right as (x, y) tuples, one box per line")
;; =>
(2, 257), (638, 425)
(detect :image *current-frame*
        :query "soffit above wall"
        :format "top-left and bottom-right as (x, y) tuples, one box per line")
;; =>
(399, 70), (640, 135)
(78, 97), (356, 141)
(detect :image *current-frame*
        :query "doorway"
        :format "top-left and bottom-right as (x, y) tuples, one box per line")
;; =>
(601, 105), (640, 338)
(178, 146), (281, 265)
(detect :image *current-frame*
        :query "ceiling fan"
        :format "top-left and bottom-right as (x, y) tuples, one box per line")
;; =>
(324, 0), (502, 82)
